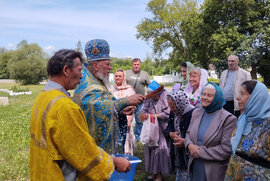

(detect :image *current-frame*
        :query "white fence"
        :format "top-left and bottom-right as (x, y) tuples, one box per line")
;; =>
(153, 75), (181, 83)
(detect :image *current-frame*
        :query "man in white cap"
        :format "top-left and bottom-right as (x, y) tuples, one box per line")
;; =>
(73, 39), (145, 154)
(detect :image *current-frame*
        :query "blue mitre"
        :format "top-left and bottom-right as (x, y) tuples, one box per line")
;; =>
(85, 39), (110, 62)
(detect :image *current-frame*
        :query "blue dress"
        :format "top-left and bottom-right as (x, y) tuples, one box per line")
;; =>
(191, 111), (217, 181)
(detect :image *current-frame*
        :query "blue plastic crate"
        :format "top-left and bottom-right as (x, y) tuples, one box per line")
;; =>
(110, 154), (141, 181)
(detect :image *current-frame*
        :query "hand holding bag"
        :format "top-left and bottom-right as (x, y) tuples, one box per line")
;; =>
(140, 114), (159, 147)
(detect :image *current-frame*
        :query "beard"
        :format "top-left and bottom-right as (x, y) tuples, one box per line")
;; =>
(96, 71), (111, 90)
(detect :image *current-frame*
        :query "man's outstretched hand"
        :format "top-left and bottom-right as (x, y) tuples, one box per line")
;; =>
(127, 94), (145, 106)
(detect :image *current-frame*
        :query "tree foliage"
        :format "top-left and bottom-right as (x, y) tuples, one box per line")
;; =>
(136, 0), (200, 67)
(0, 50), (11, 79)
(198, 0), (270, 79)
(137, 0), (270, 86)
(110, 57), (133, 73)
(110, 55), (172, 76)
(8, 40), (48, 85)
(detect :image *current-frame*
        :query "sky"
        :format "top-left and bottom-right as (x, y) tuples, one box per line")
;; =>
(0, 0), (155, 59)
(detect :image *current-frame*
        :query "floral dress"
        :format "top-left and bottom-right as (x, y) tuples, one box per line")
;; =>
(225, 118), (270, 181)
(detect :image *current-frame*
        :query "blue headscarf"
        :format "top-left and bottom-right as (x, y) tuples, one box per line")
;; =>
(231, 81), (270, 155)
(147, 80), (160, 92)
(202, 82), (226, 113)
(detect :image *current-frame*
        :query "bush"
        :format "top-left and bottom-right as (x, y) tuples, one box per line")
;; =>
(8, 41), (48, 85)
(208, 77), (220, 85)
(9, 85), (29, 92)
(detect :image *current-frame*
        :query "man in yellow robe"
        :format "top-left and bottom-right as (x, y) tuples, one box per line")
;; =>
(30, 49), (130, 180)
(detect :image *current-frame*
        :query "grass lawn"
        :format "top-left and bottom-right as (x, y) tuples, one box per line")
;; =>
(0, 83), (44, 180)
(0, 83), (176, 180)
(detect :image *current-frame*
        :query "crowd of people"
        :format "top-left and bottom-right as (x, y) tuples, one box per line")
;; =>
(30, 39), (270, 181)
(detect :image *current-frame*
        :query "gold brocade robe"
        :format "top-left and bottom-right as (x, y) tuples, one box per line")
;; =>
(30, 89), (114, 180)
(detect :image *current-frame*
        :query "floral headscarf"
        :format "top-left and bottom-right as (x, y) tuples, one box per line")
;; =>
(169, 90), (195, 133)
(184, 68), (208, 106)
(231, 81), (270, 155)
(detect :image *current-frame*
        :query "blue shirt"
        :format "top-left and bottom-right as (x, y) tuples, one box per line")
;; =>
(223, 70), (237, 101)
(192, 111), (218, 181)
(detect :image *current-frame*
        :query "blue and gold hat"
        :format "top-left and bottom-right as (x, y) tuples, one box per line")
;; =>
(85, 39), (110, 62)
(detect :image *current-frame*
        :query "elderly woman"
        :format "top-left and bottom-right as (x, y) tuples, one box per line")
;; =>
(225, 80), (270, 180)
(139, 80), (171, 181)
(110, 69), (136, 154)
(184, 67), (208, 107)
(184, 83), (237, 181)
(165, 90), (195, 181)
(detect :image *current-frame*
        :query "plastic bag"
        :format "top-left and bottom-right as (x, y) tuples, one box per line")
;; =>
(140, 114), (159, 147)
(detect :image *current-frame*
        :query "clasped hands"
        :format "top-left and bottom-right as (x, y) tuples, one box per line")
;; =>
(169, 132), (184, 148)
(187, 143), (200, 159)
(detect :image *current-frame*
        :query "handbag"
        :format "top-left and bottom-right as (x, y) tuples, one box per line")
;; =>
(140, 114), (159, 147)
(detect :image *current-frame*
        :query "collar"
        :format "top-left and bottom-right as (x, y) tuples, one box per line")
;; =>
(44, 80), (70, 97)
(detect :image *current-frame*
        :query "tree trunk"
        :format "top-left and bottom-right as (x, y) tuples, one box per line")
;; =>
(250, 63), (257, 79)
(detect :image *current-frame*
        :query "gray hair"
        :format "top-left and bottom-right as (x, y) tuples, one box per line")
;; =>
(204, 83), (216, 94)
(189, 67), (201, 76)
(228, 54), (239, 62)
(87, 60), (100, 73)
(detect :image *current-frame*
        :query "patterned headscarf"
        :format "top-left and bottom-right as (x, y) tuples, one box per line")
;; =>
(202, 82), (226, 113)
(231, 81), (270, 155)
(184, 68), (209, 106)
(169, 90), (195, 117)
(169, 90), (195, 133)
(172, 83), (181, 92)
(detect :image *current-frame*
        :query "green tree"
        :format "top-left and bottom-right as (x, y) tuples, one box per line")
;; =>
(9, 40), (48, 85)
(141, 55), (155, 75)
(0, 50), (11, 79)
(195, 0), (270, 80)
(136, 0), (200, 68)
(110, 57), (132, 73)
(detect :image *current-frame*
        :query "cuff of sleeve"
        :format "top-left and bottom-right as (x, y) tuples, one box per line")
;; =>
(115, 97), (129, 111)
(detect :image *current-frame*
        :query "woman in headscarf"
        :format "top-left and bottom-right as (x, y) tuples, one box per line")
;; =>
(184, 67), (208, 107)
(110, 69), (136, 154)
(165, 90), (195, 181)
(139, 80), (171, 181)
(173, 62), (194, 91)
(184, 83), (237, 181)
(225, 80), (270, 180)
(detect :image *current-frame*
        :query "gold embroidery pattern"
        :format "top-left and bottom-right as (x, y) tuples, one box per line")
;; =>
(81, 147), (104, 175)
(31, 95), (66, 149)
(92, 46), (100, 55)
